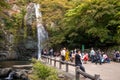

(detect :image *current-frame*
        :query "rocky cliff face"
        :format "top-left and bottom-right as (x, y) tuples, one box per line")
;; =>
(0, 1), (38, 60)
(15, 2), (38, 59)
(25, 3), (36, 37)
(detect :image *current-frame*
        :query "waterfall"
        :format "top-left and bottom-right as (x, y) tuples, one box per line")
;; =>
(5, 71), (15, 80)
(34, 3), (48, 60)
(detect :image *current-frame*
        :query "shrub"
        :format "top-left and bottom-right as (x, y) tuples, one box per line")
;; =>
(31, 59), (59, 80)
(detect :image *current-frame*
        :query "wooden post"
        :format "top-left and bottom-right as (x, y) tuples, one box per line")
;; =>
(76, 66), (80, 80)
(45, 56), (47, 62)
(59, 61), (61, 69)
(50, 58), (52, 65)
(54, 60), (56, 67)
(66, 63), (68, 72)
(48, 57), (49, 63)
(94, 74), (100, 80)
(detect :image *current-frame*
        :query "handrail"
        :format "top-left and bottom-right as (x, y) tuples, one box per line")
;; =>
(76, 66), (101, 80)
(41, 55), (101, 80)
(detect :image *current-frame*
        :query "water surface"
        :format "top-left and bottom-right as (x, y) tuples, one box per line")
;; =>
(0, 61), (31, 68)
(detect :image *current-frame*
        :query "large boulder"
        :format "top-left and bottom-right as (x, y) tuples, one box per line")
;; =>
(13, 69), (28, 80)
(0, 53), (7, 60)
(0, 68), (29, 80)
(0, 68), (12, 78)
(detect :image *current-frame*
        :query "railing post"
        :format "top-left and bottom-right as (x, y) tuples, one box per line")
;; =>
(94, 74), (100, 80)
(59, 61), (61, 69)
(48, 57), (49, 63)
(54, 59), (56, 67)
(50, 58), (52, 65)
(44, 56), (47, 62)
(66, 62), (68, 72)
(76, 66), (80, 80)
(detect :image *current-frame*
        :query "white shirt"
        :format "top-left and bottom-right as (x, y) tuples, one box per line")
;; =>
(61, 50), (65, 56)
(90, 50), (95, 56)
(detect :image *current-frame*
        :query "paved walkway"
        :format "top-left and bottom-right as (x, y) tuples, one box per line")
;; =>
(84, 61), (120, 80)
(45, 57), (120, 80)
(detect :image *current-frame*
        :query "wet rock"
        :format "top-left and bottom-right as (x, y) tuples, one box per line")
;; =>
(13, 69), (28, 80)
(0, 53), (7, 60)
(0, 68), (12, 78)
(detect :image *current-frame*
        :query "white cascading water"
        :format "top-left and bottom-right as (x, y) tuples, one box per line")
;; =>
(34, 3), (48, 60)
(5, 71), (14, 80)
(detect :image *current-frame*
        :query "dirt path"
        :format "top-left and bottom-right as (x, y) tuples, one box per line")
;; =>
(84, 61), (120, 80)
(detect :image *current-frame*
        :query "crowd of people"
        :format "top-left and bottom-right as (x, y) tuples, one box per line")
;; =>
(89, 48), (110, 65)
(41, 47), (120, 64)
(60, 47), (120, 64)
(60, 48), (89, 64)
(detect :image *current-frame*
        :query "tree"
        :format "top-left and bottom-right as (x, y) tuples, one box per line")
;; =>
(0, 1), (10, 28)
(38, 0), (73, 28)
(52, 0), (120, 48)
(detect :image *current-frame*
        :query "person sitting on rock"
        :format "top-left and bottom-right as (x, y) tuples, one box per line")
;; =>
(102, 52), (110, 63)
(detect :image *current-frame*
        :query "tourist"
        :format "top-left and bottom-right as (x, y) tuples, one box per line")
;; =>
(102, 52), (110, 63)
(90, 48), (95, 63)
(75, 49), (86, 72)
(115, 51), (120, 62)
(43, 49), (47, 56)
(49, 48), (54, 57)
(94, 49), (102, 65)
(69, 50), (75, 62)
(65, 49), (70, 61)
(83, 52), (89, 64)
(74, 48), (77, 54)
(60, 47), (66, 62)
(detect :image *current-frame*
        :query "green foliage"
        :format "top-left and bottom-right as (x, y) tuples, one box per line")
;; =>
(0, 1), (10, 18)
(17, 0), (31, 5)
(0, 1), (27, 42)
(51, 0), (120, 48)
(0, 1), (10, 45)
(32, 60), (59, 80)
(39, 0), (73, 26)
(8, 11), (26, 43)
(0, 1), (10, 27)
(46, 75), (59, 80)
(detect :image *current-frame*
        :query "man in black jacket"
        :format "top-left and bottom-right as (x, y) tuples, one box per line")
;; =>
(75, 49), (86, 72)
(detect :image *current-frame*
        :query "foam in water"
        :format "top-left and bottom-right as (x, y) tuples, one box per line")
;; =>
(5, 71), (15, 80)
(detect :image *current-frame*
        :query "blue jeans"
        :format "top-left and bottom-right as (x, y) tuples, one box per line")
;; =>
(91, 55), (95, 63)
(77, 64), (85, 72)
